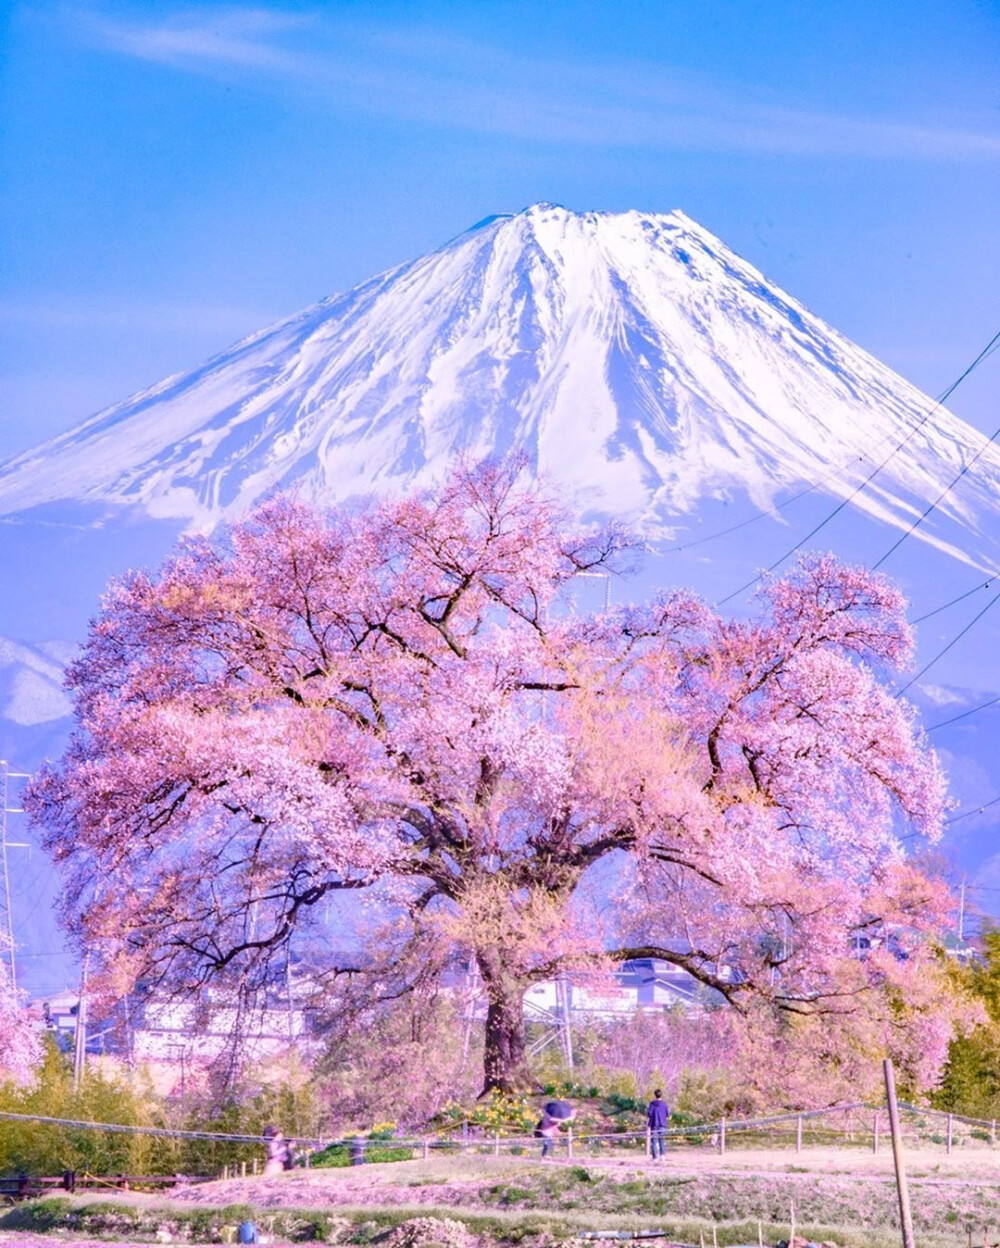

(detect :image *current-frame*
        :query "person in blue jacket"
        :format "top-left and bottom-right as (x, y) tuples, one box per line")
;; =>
(647, 1089), (669, 1161)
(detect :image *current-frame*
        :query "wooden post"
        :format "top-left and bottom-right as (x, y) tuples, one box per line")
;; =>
(873, 1110), (880, 1153)
(493, 1132), (500, 1157)
(567, 1127), (573, 1161)
(252, 1158), (258, 1176)
(789, 1201), (796, 1248)
(947, 1113), (954, 1155)
(241, 1161), (246, 1178)
(992, 1118), (996, 1146)
(757, 1220), (763, 1247)
(646, 1126), (652, 1159)
(883, 1058), (916, 1248)
(719, 1117), (726, 1154)
(422, 1138), (430, 1161)
(795, 1116), (802, 1154)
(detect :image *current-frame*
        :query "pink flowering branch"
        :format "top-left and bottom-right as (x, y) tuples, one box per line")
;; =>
(27, 461), (960, 1094)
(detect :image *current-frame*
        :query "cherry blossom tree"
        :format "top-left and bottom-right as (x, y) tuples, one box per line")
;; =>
(28, 460), (958, 1094)
(0, 943), (40, 1085)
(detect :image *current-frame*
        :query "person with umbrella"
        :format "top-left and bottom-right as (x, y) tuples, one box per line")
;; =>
(534, 1099), (574, 1159)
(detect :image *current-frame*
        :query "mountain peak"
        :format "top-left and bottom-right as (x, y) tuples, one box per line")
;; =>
(0, 208), (998, 566)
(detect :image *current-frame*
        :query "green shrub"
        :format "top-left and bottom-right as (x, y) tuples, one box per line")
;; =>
(608, 1092), (639, 1113)
(0, 1198), (72, 1231)
(311, 1143), (413, 1167)
(0, 1038), (175, 1176)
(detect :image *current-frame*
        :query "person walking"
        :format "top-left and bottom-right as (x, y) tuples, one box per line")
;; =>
(647, 1089), (669, 1162)
(262, 1126), (287, 1176)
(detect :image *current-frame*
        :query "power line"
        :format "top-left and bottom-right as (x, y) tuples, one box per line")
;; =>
(896, 589), (1000, 696)
(716, 328), (1000, 607)
(927, 694), (1000, 732)
(936, 330), (1000, 401)
(667, 453), (870, 554)
(912, 576), (999, 624)
(873, 418), (1000, 570)
(668, 366), (970, 558)
(946, 796), (1000, 826)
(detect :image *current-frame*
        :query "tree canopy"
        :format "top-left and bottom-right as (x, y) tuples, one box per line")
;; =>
(29, 460), (961, 1094)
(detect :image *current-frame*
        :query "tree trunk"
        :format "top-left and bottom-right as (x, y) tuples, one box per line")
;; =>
(481, 978), (534, 1095)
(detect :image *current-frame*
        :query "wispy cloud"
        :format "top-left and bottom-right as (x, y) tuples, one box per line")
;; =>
(78, 6), (1000, 161)
(88, 8), (311, 72)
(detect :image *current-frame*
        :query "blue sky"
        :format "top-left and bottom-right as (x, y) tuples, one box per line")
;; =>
(1, 0), (998, 459)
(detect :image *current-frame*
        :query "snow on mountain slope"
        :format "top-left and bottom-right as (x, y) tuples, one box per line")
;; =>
(1, 203), (998, 568)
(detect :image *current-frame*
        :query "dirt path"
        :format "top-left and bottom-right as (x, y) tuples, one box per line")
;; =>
(151, 1145), (1000, 1210)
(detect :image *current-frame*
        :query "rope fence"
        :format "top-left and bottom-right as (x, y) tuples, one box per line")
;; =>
(3, 1099), (999, 1164)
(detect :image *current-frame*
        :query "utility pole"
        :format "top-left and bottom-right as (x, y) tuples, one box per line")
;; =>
(166, 1042), (187, 1110)
(0, 759), (31, 992)
(285, 943), (296, 1044)
(72, 950), (92, 1092)
(574, 571), (612, 612)
(461, 957), (480, 1066)
(558, 977), (574, 1069)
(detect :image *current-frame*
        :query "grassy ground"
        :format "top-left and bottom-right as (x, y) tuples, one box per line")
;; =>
(3, 1149), (1000, 1246)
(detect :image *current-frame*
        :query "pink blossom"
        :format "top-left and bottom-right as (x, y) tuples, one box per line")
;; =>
(27, 461), (960, 1093)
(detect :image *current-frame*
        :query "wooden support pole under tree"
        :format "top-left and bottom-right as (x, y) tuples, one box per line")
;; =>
(947, 1113), (954, 1154)
(884, 1058), (916, 1248)
(422, 1139), (429, 1161)
(493, 1133), (499, 1157)
(719, 1117), (726, 1154)
(646, 1126), (651, 1159)
(796, 1116), (802, 1153)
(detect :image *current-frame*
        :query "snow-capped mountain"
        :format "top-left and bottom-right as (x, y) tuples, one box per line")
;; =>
(3, 202), (1000, 994)
(2, 203), (998, 570)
